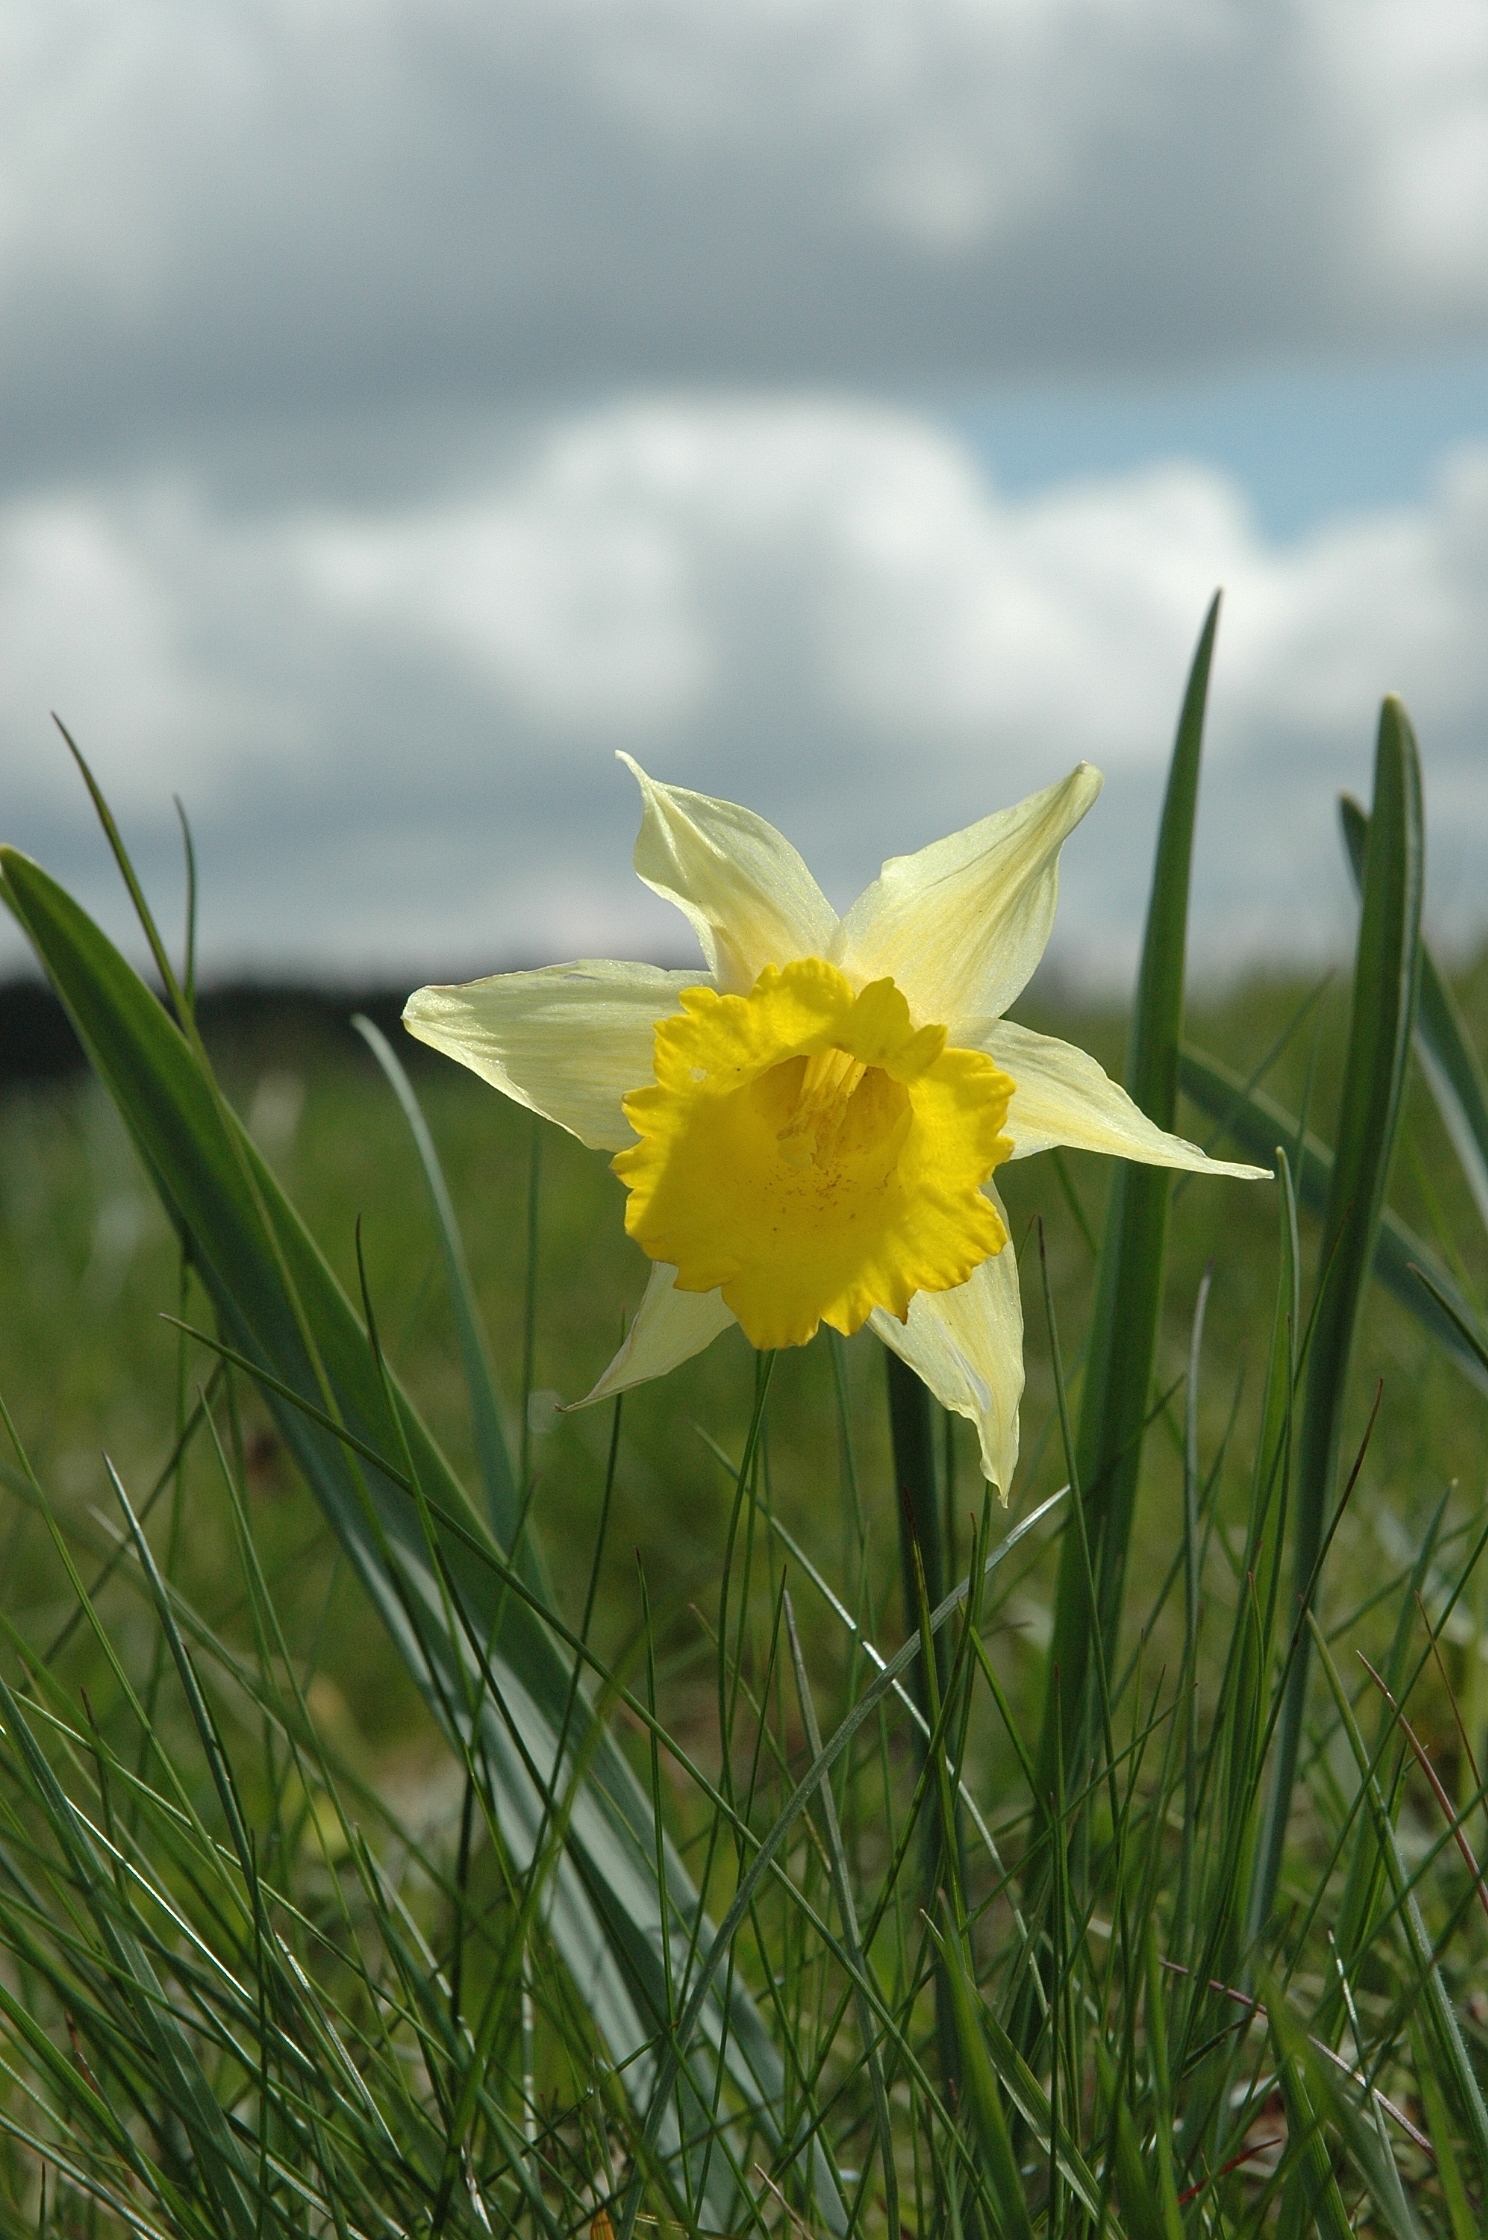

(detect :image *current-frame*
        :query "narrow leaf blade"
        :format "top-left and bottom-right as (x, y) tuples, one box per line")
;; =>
(1035, 594), (1220, 1843)
(1341, 791), (1488, 1234)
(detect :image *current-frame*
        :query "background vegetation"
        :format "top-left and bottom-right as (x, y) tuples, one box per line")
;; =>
(4, 950), (1485, 1744)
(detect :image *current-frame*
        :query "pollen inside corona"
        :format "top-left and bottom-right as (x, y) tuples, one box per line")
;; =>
(612, 957), (1015, 1349)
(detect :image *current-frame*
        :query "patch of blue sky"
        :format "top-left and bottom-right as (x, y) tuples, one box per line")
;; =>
(948, 346), (1488, 540)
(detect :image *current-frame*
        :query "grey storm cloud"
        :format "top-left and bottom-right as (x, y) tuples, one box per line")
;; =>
(5, 0), (1488, 478)
(3, 5), (1488, 986)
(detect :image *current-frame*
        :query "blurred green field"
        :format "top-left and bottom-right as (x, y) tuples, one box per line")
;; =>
(5, 949), (1486, 1795)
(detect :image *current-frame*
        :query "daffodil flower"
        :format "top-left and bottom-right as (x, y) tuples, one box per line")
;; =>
(404, 759), (1266, 1498)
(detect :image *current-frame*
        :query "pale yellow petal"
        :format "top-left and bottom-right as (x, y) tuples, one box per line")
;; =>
(621, 754), (838, 995)
(833, 764), (1103, 1031)
(987, 1019), (1271, 1179)
(871, 1187), (1023, 1500)
(572, 1260), (737, 1408)
(403, 960), (704, 1151)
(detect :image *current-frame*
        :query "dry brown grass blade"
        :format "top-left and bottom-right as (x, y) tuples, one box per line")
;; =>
(1358, 1652), (1488, 1931)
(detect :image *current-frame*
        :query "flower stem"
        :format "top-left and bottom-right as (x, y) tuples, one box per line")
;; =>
(885, 1349), (964, 2127)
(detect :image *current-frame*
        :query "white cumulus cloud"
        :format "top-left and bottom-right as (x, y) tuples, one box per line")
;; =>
(2, 398), (1484, 984)
(3, 0), (1488, 453)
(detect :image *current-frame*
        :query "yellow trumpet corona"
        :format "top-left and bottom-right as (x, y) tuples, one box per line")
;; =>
(615, 958), (1015, 1349)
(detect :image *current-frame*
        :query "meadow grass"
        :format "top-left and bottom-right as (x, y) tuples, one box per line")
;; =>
(5, 956), (1484, 1735)
(0, 694), (1487, 2235)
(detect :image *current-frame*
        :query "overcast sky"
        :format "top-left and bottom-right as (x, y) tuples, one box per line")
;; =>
(3, 0), (1487, 987)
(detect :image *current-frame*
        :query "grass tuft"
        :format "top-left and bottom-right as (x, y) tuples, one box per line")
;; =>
(1, 664), (1487, 2232)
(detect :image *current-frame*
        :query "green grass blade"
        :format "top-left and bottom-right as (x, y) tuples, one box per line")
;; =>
(916, 1915), (1116, 2231)
(52, 718), (190, 1029)
(934, 1915), (1035, 2240)
(1415, 2027), (1479, 2240)
(1341, 790), (1488, 1234)
(1092, 2039), (1179, 2240)
(1139, 1928), (1185, 2240)
(1262, 1971), (1395, 2240)
(0, 1667), (261, 2240)
(616, 1497), (1065, 2239)
(106, 1461), (257, 1894)
(1257, 696), (1423, 1925)
(1035, 594), (1220, 1817)
(350, 1014), (528, 1563)
(1179, 1046), (1488, 1397)
(1410, 1255), (1488, 1379)
(0, 842), (842, 2237)
(1295, 2037), (1423, 2240)
(1309, 1615), (1488, 2188)
(784, 1593), (900, 2239)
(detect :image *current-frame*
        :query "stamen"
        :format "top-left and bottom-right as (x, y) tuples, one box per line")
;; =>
(775, 1047), (869, 1168)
